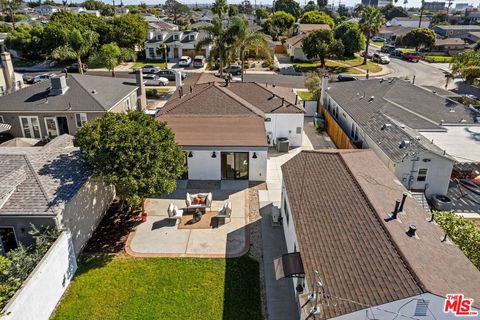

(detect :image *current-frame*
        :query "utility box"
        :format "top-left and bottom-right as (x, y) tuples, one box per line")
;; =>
(276, 137), (289, 152)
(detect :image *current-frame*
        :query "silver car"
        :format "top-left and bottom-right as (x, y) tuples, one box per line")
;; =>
(143, 74), (169, 86)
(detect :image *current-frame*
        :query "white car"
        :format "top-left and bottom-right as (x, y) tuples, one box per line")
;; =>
(142, 65), (161, 74)
(143, 74), (169, 86)
(373, 53), (390, 64)
(178, 56), (192, 67)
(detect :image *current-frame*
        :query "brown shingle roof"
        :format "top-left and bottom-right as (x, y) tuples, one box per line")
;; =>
(159, 116), (268, 147)
(282, 150), (480, 317)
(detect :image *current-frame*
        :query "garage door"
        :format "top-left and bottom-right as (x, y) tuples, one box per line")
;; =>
(183, 49), (206, 58)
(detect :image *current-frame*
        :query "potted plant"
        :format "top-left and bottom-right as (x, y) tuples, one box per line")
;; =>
(193, 209), (202, 222)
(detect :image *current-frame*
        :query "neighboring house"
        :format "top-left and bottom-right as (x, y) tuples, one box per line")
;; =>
(279, 149), (480, 319)
(424, 1), (446, 11)
(79, 10), (101, 17)
(0, 73), (145, 139)
(378, 25), (414, 41)
(157, 73), (305, 182)
(147, 19), (178, 40)
(0, 135), (115, 256)
(35, 5), (59, 15)
(388, 17), (430, 28)
(433, 37), (466, 53)
(434, 25), (480, 39)
(285, 24), (331, 61)
(466, 31), (480, 44)
(0, 52), (24, 96)
(145, 30), (211, 60)
(320, 77), (480, 196)
(361, 0), (392, 7)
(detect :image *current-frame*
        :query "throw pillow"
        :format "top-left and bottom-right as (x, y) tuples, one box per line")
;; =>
(193, 196), (202, 204)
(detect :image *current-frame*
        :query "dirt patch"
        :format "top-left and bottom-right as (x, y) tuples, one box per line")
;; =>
(82, 199), (142, 254)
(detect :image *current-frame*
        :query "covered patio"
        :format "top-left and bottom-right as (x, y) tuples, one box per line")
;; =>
(126, 181), (250, 257)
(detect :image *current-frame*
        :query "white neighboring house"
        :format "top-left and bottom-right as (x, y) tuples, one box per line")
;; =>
(35, 5), (59, 15)
(285, 24), (331, 61)
(145, 30), (211, 60)
(388, 17), (430, 28)
(320, 77), (480, 197)
(279, 149), (480, 320)
(157, 73), (305, 182)
(79, 9), (101, 17)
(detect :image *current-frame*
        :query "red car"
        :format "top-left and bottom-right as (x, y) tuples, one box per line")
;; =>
(402, 52), (422, 62)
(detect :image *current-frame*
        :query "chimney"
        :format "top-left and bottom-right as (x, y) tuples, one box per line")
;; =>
(320, 75), (329, 107)
(398, 193), (408, 212)
(407, 225), (417, 237)
(175, 71), (183, 88)
(49, 75), (69, 96)
(135, 68), (146, 111)
(1, 52), (15, 94)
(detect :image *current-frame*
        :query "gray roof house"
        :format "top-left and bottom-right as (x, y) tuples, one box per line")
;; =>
(145, 30), (211, 60)
(0, 73), (145, 140)
(320, 77), (480, 197)
(0, 135), (114, 255)
(434, 25), (480, 39)
(279, 149), (480, 319)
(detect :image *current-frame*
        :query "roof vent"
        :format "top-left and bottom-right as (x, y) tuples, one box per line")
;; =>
(399, 140), (410, 148)
(49, 75), (69, 96)
(91, 90), (97, 94)
(407, 225), (417, 237)
(381, 123), (391, 130)
(368, 96), (375, 103)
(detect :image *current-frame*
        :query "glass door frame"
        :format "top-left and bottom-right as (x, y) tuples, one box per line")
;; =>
(19, 116), (42, 139)
(44, 116), (59, 138)
(221, 152), (249, 180)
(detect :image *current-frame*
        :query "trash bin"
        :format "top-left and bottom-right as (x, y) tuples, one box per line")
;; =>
(276, 137), (289, 152)
(313, 112), (325, 131)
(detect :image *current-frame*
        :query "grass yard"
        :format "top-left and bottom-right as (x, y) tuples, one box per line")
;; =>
(424, 55), (453, 63)
(51, 255), (262, 320)
(335, 56), (383, 73)
(132, 60), (168, 69)
(297, 90), (315, 101)
(372, 41), (385, 47)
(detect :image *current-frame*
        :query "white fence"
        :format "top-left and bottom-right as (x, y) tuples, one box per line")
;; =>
(1, 231), (77, 320)
(302, 100), (317, 116)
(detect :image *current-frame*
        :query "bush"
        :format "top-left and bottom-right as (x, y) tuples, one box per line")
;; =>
(434, 211), (480, 270)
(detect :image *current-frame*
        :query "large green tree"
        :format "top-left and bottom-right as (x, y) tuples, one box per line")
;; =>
(300, 10), (335, 28)
(0, 0), (22, 27)
(89, 42), (136, 77)
(264, 11), (295, 40)
(452, 49), (480, 84)
(380, 3), (408, 20)
(75, 111), (186, 211)
(302, 29), (334, 67)
(303, 1), (319, 13)
(212, 0), (228, 18)
(110, 14), (148, 50)
(359, 5), (385, 64)
(5, 24), (44, 59)
(402, 28), (435, 51)
(334, 21), (365, 56)
(274, 0), (301, 19)
(163, 0), (190, 24)
(317, 0), (328, 10)
(239, 0), (253, 14)
(51, 29), (98, 74)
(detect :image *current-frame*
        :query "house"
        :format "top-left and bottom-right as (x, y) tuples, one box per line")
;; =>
(145, 30), (211, 60)
(35, 5), (59, 15)
(434, 25), (480, 39)
(0, 52), (24, 96)
(157, 73), (305, 182)
(0, 134), (115, 256)
(377, 25), (414, 41)
(285, 24), (331, 61)
(388, 16), (430, 28)
(79, 9), (101, 17)
(320, 77), (480, 196)
(279, 149), (480, 319)
(433, 37), (466, 53)
(424, 1), (446, 11)
(361, 0), (392, 7)
(466, 31), (480, 44)
(0, 72), (145, 139)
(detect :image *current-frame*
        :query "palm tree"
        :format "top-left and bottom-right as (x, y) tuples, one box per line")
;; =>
(52, 29), (98, 74)
(157, 43), (168, 69)
(231, 17), (270, 82)
(212, 0), (228, 19)
(359, 6), (385, 65)
(90, 42), (136, 77)
(196, 17), (237, 77)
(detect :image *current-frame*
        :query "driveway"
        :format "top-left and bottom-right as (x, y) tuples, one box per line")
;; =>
(275, 54), (301, 76)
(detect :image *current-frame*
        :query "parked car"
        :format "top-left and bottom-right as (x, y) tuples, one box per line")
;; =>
(380, 44), (396, 53)
(23, 73), (54, 84)
(372, 36), (386, 42)
(66, 63), (88, 73)
(390, 49), (403, 57)
(142, 65), (161, 74)
(156, 69), (186, 81)
(337, 75), (358, 82)
(360, 51), (374, 59)
(460, 93), (480, 101)
(372, 53), (390, 64)
(402, 52), (421, 63)
(143, 74), (169, 86)
(223, 65), (242, 75)
(193, 55), (206, 68)
(178, 56), (192, 67)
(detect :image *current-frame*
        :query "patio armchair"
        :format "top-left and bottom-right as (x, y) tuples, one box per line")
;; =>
(167, 203), (183, 222)
(216, 202), (232, 224)
(186, 192), (212, 211)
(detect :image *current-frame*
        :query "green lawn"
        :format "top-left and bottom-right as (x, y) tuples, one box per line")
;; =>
(132, 60), (168, 69)
(424, 55), (453, 63)
(293, 61), (360, 74)
(335, 56), (383, 73)
(51, 255), (262, 320)
(372, 41), (385, 47)
(297, 90), (315, 100)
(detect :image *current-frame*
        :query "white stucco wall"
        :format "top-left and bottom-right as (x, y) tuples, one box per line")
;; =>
(186, 148), (267, 181)
(303, 101), (317, 117)
(1, 231), (77, 320)
(62, 178), (115, 255)
(264, 113), (304, 147)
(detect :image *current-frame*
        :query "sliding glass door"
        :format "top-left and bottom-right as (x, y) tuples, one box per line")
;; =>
(221, 152), (249, 180)
(19, 116), (41, 139)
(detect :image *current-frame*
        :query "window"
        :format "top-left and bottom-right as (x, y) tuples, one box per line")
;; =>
(264, 118), (271, 122)
(283, 198), (290, 225)
(0, 227), (17, 256)
(19, 116), (41, 138)
(75, 113), (87, 128)
(417, 169), (428, 182)
(173, 34), (179, 40)
(296, 127), (301, 134)
(148, 47), (155, 58)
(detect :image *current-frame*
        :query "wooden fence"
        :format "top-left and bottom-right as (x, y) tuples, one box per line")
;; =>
(320, 107), (355, 149)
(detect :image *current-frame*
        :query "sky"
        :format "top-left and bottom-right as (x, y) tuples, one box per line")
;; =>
(106, 0), (480, 8)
